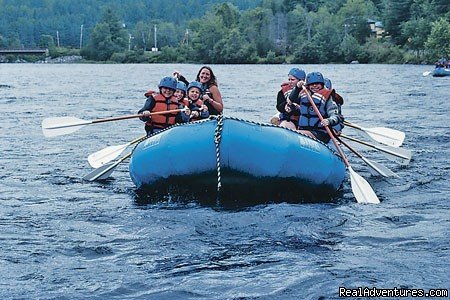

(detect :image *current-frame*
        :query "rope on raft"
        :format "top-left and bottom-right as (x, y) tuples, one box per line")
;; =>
(213, 114), (224, 192)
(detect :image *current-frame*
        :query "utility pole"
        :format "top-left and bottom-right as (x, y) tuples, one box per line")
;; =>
(79, 24), (83, 49)
(56, 31), (60, 47)
(152, 24), (158, 51)
(128, 34), (133, 51)
(142, 31), (146, 51)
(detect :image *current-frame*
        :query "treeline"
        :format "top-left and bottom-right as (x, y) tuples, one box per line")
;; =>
(1, 0), (449, 64)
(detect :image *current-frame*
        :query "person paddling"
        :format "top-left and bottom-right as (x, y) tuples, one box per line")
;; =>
(289, 72), (343, 143)
(271, 67), (306, 129)
(138, 76), (189, 136)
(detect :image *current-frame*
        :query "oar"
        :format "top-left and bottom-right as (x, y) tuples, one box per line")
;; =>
(88, 135), (146, 168)
(302, 86), (379, 204)
(42, 108), (185, 137)
(422, 71), (432, 76)
(343, 121), (405, 147)
(340, 134), (411, 165)
(337, 137), (399, 178)
(83, 152), (131, 181)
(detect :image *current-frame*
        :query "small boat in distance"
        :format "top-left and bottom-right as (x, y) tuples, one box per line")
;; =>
(432, 67), (450, 77)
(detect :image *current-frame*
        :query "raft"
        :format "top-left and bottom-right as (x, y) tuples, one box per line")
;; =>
(432, 67), (450, 77)
(129, 116), (346, 200)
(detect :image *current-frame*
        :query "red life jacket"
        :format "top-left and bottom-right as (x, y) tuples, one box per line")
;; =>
(147, 93), (180, 129)
(280, 82), (291, 94)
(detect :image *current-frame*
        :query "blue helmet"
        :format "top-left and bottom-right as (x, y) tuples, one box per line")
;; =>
(176, 81), (187, 93)
(187, 81), (203, 92)
(158, 76), (177, 90)
(288, 68), (306, 80)
(324, 78), (332, 89)
(306, 72), (325, 85)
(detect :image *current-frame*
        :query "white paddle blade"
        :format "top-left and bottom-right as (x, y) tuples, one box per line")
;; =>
(348, 166), (380, 204)
(88, 143), (129, 168)
(422, 71), (431, 76)
(362, 157), (399, 178)
(42, 117), (90, 137)
(83, 162), (116, 181)
(364, 127), (405, 147)
(345, 138), (411, 165)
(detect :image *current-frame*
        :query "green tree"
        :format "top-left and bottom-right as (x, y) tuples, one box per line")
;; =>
(189, 12), (227, 62)
(425, 18), (450, 59)
(38, 34), (55, 49)
(401, 18), (431, 56)
(240, 7), (274, 57)
(0, 34), (7, 48)
(82, 8), (128, 61)
(337, 0), (376, 44)
(313, 7), (342, 62)
(338, 34), (362, 63)
(212, 28), (257, 63)
(381, 0), (413, 44)
(214, 3), (240, 28)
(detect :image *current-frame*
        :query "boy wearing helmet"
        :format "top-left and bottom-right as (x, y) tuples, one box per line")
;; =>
(173, 81), (187, 103)
(288, 72), (343, 143)
(271, 67), (306, 129)
(138, 76), (189, 136)
(185, 81), (209, 121)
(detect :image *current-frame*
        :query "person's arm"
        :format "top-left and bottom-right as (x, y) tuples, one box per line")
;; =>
(200, 105), (210, 119)
(276, 90), (286, 113)
(203, 85), (223, 113)
(288, 86), (301, 104)
(173, 71), (189, 85)
(322, 100), (341, 127)
(138, 96), (155, 121)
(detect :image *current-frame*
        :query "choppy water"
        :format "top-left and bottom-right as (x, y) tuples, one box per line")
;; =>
(0, 63), (449, 299)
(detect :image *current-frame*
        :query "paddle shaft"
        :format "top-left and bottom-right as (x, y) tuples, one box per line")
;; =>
(92, 108), (185, 124)
(343, 121), (401, 141)
(340, 134), (409, 160)
(302, 86), (350, 167)
(337, 137), (365, 161)
(44, 108), (185, 130)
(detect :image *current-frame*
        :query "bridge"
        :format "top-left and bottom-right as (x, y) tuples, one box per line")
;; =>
(0, 49), (49, 55)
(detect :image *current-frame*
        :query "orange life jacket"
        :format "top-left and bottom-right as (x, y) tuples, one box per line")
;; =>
(147, 93), (180, 129)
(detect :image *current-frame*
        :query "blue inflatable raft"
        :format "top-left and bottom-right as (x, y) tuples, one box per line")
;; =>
(432, 67), (450, 77)
(129, 117), (346, 200)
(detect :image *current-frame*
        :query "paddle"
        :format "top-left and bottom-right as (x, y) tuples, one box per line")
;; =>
(343, 121), (405, 147)
(83, 152), (132, 181)
(88, 135), (146, 168)
(340, 134), (411, 165)
(42, 108), (185, 137)
(302, 86), (380, 204)
(337, 137), (399, 178)
(422, 71), (432, 76)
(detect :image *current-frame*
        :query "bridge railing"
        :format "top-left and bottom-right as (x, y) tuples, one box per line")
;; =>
(0, 49), (49, 55)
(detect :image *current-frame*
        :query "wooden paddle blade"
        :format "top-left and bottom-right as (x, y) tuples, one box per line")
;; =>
(364, 127), (405, 147)
(88, 144), (128, 168)
(42, 116), (90, 137)
(349, 166), (380, 204)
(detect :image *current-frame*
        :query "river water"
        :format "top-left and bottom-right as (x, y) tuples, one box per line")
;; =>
(0, 63), (449, 299)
